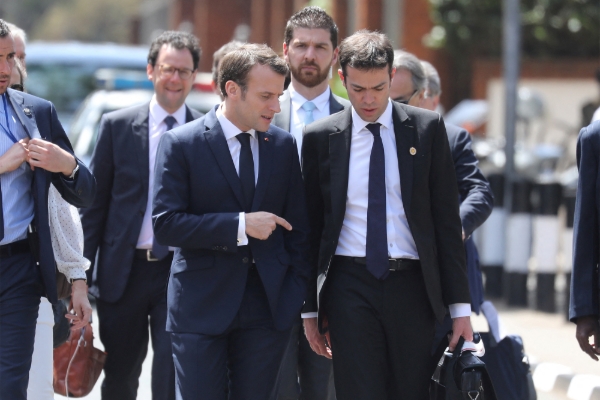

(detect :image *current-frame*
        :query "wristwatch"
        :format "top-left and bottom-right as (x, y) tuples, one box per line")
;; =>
(67, 163), (80, 180)
(70, 277), (87, 285)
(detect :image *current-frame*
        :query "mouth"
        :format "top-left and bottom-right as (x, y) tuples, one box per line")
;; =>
(261, 115), (273, 122)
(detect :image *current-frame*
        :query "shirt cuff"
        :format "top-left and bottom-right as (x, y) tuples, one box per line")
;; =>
(301, 312), (318, 319)
(449, 303), (471, 318)
(237, 212), (248, 246)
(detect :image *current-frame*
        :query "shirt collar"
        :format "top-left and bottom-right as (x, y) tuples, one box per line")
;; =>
(215, 103), (257, 141)
(289, 83), (331, 113)
(351, 99), (393, 134)
(149, 94), (187, 128)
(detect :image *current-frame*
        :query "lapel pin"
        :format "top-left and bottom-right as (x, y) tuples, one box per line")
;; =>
(410, 147), (417, 155)
(23, 107), (32, 116)
(264, 137), (269, 142)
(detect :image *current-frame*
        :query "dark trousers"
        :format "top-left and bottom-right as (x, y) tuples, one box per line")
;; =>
(170, 266), (290, 400)
(96, 255), (174, 400)
(275, 321), (336, 400)
(0, 252), (44, 400)
(324, 256), (436, 400)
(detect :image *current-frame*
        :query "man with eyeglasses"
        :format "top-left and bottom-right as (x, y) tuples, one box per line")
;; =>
(80, 31), (202, 400)
(390, 50), (493, 346)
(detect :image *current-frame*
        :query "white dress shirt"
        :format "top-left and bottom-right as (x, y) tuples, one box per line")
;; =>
(334, 100), (469, 319)
(136, 95), (187, 249)
(288, 84), (331, 157)
(215, 105), (259, 246)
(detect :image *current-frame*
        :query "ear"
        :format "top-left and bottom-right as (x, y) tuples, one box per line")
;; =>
(283, 42), (289, 62)
(331, 47), (339, 67)
(389, 67), (396, 83)
(225, 80), (239, 98)
(337, 68), (345, 85)
(147, 63), (154, 81)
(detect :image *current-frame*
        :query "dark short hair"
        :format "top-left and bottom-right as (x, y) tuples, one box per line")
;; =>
(212, 40), (245, 85)
(218, 43), (289, 98)
(0, 19), (11, 38)
(148, 31), (201, 71)
(338, 30), (394, 77)
(284, 6), (338, 47)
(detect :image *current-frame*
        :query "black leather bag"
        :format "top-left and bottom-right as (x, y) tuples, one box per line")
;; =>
(52, 299), (71, 348)
(430, 334), (498, 400)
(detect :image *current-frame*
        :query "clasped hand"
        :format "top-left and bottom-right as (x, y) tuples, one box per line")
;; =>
(0, 138), (76, 176)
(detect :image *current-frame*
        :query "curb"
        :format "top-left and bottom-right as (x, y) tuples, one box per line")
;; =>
(532, 362), (600, 400)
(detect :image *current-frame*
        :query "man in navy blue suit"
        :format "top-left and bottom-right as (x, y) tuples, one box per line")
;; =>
(0, 20), (96, 399)
(80, 31), (203, 399)
(389, 51), (493, 331)
(571, 120), (600, 361)
(153, 43), (310, 399)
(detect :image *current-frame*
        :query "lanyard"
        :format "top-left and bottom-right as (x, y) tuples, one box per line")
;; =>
(0, 94), (19, 144)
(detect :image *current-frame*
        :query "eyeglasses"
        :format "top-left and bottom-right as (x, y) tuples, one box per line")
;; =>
(393, 89), (418, 105)
(157, 64), (195, 80)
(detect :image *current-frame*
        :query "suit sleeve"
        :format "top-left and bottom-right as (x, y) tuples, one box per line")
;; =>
(48, 102), (96, 208)
(281, 136), (311, 279)
(570, 125), (600, 321)
(79, 115), (115, 274)
(152, 132), (239, 250)
(301, 130), (324, 313)
(451, 128), (494, 237)
(430, 116), (470, 306)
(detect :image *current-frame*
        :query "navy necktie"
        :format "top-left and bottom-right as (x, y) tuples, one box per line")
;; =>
(365, 123), (389, 280)
(164, 115), (176, 131)
(151, 116), (177, 260)
(236, 133), (255, 213)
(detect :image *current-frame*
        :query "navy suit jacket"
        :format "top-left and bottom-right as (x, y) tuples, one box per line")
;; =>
(80, 103), (202, 302)
(570, 120), (600, 322)
(5, 89), (96, 304)
(152, 106), (310, 335)
(445, 123), (493, 313)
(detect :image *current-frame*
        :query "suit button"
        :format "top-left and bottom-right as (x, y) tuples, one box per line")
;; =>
(78, 189), (82, 195)
(223, 246), (228, 251)
(242, 257), (249, 263)
(212, 246), (217, 250)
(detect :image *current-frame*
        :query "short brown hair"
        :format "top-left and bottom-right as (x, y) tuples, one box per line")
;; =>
(338, 30), (394, 77)
(212, 40), (245, 85)
(148, 31), (202, 71)
(284, 6), (338, 47)
(218, 43), (289, 98)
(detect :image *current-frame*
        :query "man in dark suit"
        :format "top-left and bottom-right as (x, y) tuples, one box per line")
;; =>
(0, 20), (95, 399)
(80, 31), (202, 400)
(570, 120), (600, 361)
(152, 44), (310, 400)
(389, 51), (493, 339)
(272, 7), (347, 400)
(301, 31), (473, 400)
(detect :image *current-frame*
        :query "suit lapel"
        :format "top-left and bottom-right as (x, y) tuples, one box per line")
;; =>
(329, 109), (352, 225)
(391, 102), (414, 217)
(7, 89), (41, 140)
(329, 93), (345, 115)
(273, 90), (291, 131)
(184, 105), (196, 123)
(252, 130), (273, 210)
(204, 111), (246, 210)
(132, 104), (150, 192)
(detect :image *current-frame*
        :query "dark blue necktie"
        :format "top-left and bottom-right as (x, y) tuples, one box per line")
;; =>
(365, 123), (389, 280)
(164, 115), (176, 131)
(151, 116), (177, 260)
(236, 133), (255, 213)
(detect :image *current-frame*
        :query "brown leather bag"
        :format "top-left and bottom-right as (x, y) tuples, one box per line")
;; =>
(53, 324), (106, 397)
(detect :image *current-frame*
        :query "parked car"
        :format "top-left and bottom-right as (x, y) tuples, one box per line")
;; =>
(69, 89), (220, 165)
(25, 42), (149, 127)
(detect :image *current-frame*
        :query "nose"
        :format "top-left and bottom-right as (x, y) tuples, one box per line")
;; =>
(270, 98), (281, 113)
(364, 90), (375, 105)
(304, 45), (316, 60)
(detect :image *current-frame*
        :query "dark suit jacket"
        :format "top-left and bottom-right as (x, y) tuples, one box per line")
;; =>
(570, 120), (600, 321)
(152, 107), (310, 335)
(446, 123), (494, 313)
(80, 102), (202, 302)
(272, 89), (349, 132)
(6, 89), (96, 304)
(301, 102), (470, 330)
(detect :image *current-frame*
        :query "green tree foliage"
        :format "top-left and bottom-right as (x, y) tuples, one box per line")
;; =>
(427, 0), (600, 59)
